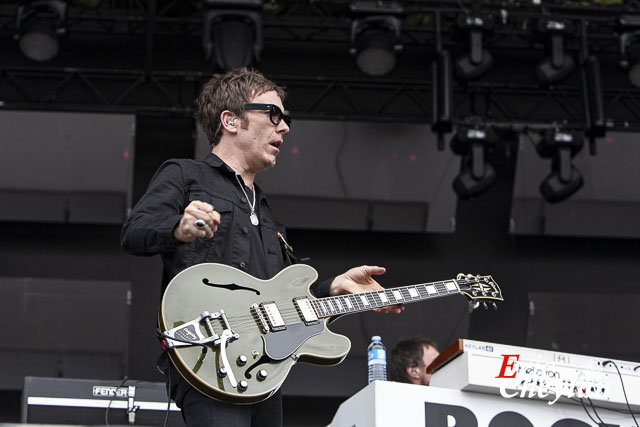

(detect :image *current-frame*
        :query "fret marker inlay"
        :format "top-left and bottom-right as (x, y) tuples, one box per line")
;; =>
(445, 281), (457, 291)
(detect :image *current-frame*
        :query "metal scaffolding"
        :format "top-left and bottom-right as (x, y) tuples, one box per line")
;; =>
(1, 0), (640, 129)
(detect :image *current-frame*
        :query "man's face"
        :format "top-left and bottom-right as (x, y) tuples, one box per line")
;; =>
(420, 345), (440, 385)
(236, 90), (289, 173)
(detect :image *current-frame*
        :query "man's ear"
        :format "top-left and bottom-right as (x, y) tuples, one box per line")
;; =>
(406, 366), (419, 378)
(220, 110), (238, 133)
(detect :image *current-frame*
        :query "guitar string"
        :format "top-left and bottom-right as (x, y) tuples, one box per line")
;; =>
(204, 286), (465, 332)
(172, 280), (497, 346)
(191, 280), (479, 330)
(204, 283), (470, 329)
(194, 279), (489, 331)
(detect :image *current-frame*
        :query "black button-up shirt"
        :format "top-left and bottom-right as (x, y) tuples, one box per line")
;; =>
(121, 153), (292, 289)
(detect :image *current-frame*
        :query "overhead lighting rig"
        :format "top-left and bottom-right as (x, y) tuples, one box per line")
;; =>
(450, 126), (497, 199)
(534, 17), (575, 85)
(618, 14), (640, 88)
(15, 0), (67, 62)
(452, 13), (494, 80)
(536, 130), (584, 203)
(202, 0), (263, 71)
(349, 1), (403, 77)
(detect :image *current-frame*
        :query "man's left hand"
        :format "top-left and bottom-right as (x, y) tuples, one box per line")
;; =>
(329, 265), (404, 314)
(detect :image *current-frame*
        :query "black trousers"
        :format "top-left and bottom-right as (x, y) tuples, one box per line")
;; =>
(160, 353), (283, 427)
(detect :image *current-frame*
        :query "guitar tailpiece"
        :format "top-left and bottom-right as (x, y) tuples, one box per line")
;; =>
(162, 311), (226, 349)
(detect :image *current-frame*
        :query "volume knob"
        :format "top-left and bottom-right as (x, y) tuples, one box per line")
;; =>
(238, 380), (248, 392)
(257, 369), (268, 381)
(237, 355), (248, 366)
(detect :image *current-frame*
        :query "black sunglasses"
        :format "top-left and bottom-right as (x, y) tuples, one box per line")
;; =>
(243, 103), (292, 127)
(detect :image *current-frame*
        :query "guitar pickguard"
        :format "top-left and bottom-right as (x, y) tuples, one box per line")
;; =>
(202, 278), (261, 295)
(262, 322), (325, 360)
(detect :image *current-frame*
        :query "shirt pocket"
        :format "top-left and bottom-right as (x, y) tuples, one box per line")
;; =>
(260, 218), (289, 270)
(185, 188), (234, 264)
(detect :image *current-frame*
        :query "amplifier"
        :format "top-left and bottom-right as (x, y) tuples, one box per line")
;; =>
(22, 376), (184, 426)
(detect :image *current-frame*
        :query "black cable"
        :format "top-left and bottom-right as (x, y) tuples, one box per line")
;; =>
(588, 397), (607, 426)
(603, 360), (640, 427)
(569, 396), (640, 417)
(579, 397), (602, 426)
(163, 370), (172, 427)
(105, 376), (129, 427)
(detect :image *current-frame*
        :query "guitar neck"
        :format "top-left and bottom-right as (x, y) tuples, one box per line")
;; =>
(310, 279), (462, 318)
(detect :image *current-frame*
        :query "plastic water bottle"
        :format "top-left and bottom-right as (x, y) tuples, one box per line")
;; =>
(367, 335), (387, 383)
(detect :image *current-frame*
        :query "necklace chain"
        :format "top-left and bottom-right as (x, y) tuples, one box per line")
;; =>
(235, 175), (259, 226)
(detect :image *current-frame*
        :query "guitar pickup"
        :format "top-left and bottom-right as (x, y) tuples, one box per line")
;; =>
(259, 301), (286, 332)
(293, 297), (319, 325)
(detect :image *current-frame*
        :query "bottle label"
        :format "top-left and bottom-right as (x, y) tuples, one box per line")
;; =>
(368, 349), (386, 361)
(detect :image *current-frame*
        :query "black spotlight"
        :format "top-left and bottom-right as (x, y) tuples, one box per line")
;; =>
(535, 18), (575, 84)
(536, 130), (584, 203)
(349, 1), (403, 77)
(203, 0), (263, 71)
(452, 14), (494, 80)
(451, 127), (497, 199)
(618, 15), (640, 88)
(15, 0), (67, 62)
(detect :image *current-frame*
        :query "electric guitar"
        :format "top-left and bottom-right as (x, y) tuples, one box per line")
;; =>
(158, 263), (503, 404)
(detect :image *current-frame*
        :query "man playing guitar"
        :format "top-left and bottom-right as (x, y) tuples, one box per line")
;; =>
(121, 67), (402, 427)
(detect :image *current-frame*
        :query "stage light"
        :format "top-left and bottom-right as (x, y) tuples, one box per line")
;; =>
(618, 15), (640, 88)
(15, 0), (67, 62)
(536, 131), (584, 203)
(349, 1), (403, 77)
(452, 14), (494, 80)
(202, 0), (263, 71)
(534, 18), (575, 84)
(450, 127), (497, 199)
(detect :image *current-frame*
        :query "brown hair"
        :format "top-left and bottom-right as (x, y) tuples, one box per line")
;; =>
(195, 67), (286, 146)
(387, 337), (438, 383)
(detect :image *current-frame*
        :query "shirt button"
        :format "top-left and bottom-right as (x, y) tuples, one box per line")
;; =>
(243, 227), (249, 234)
(241, 198), (247, 203)
(240, 261), (246, 268)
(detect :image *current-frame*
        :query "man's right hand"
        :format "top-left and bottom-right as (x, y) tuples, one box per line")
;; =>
(173, 200), (221, 242)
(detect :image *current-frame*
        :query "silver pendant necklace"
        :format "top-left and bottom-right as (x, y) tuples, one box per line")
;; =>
(235, 175), (259, 226)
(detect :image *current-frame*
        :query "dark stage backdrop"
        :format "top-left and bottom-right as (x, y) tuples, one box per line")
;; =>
(0, 114), (638, 400)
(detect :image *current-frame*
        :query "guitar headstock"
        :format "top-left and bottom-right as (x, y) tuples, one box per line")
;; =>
(456, 274), (503, 310)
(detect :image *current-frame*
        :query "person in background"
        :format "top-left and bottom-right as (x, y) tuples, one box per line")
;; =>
(388, 337), (440, 385)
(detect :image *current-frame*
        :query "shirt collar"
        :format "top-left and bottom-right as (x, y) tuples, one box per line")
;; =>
(204, 152), (236, 176)
(205, 152), (271, 208)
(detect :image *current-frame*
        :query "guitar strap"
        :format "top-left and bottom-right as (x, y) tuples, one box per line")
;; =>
(277, 231), (309, 265)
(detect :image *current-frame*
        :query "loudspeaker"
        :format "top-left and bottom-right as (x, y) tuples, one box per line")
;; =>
(526, 293), (640, 361)
(22, 377), (184, 426)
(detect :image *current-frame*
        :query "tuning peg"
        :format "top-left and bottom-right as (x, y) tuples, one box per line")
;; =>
(492, 302), (498, 310)
(482, 302), (488, 310)
(470, 301), (480, 311)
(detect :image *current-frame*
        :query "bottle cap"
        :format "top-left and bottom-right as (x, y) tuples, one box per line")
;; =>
(372, 335), (381, 341)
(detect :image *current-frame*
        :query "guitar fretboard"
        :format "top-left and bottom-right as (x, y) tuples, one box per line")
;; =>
(310, 280), (461, 318)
